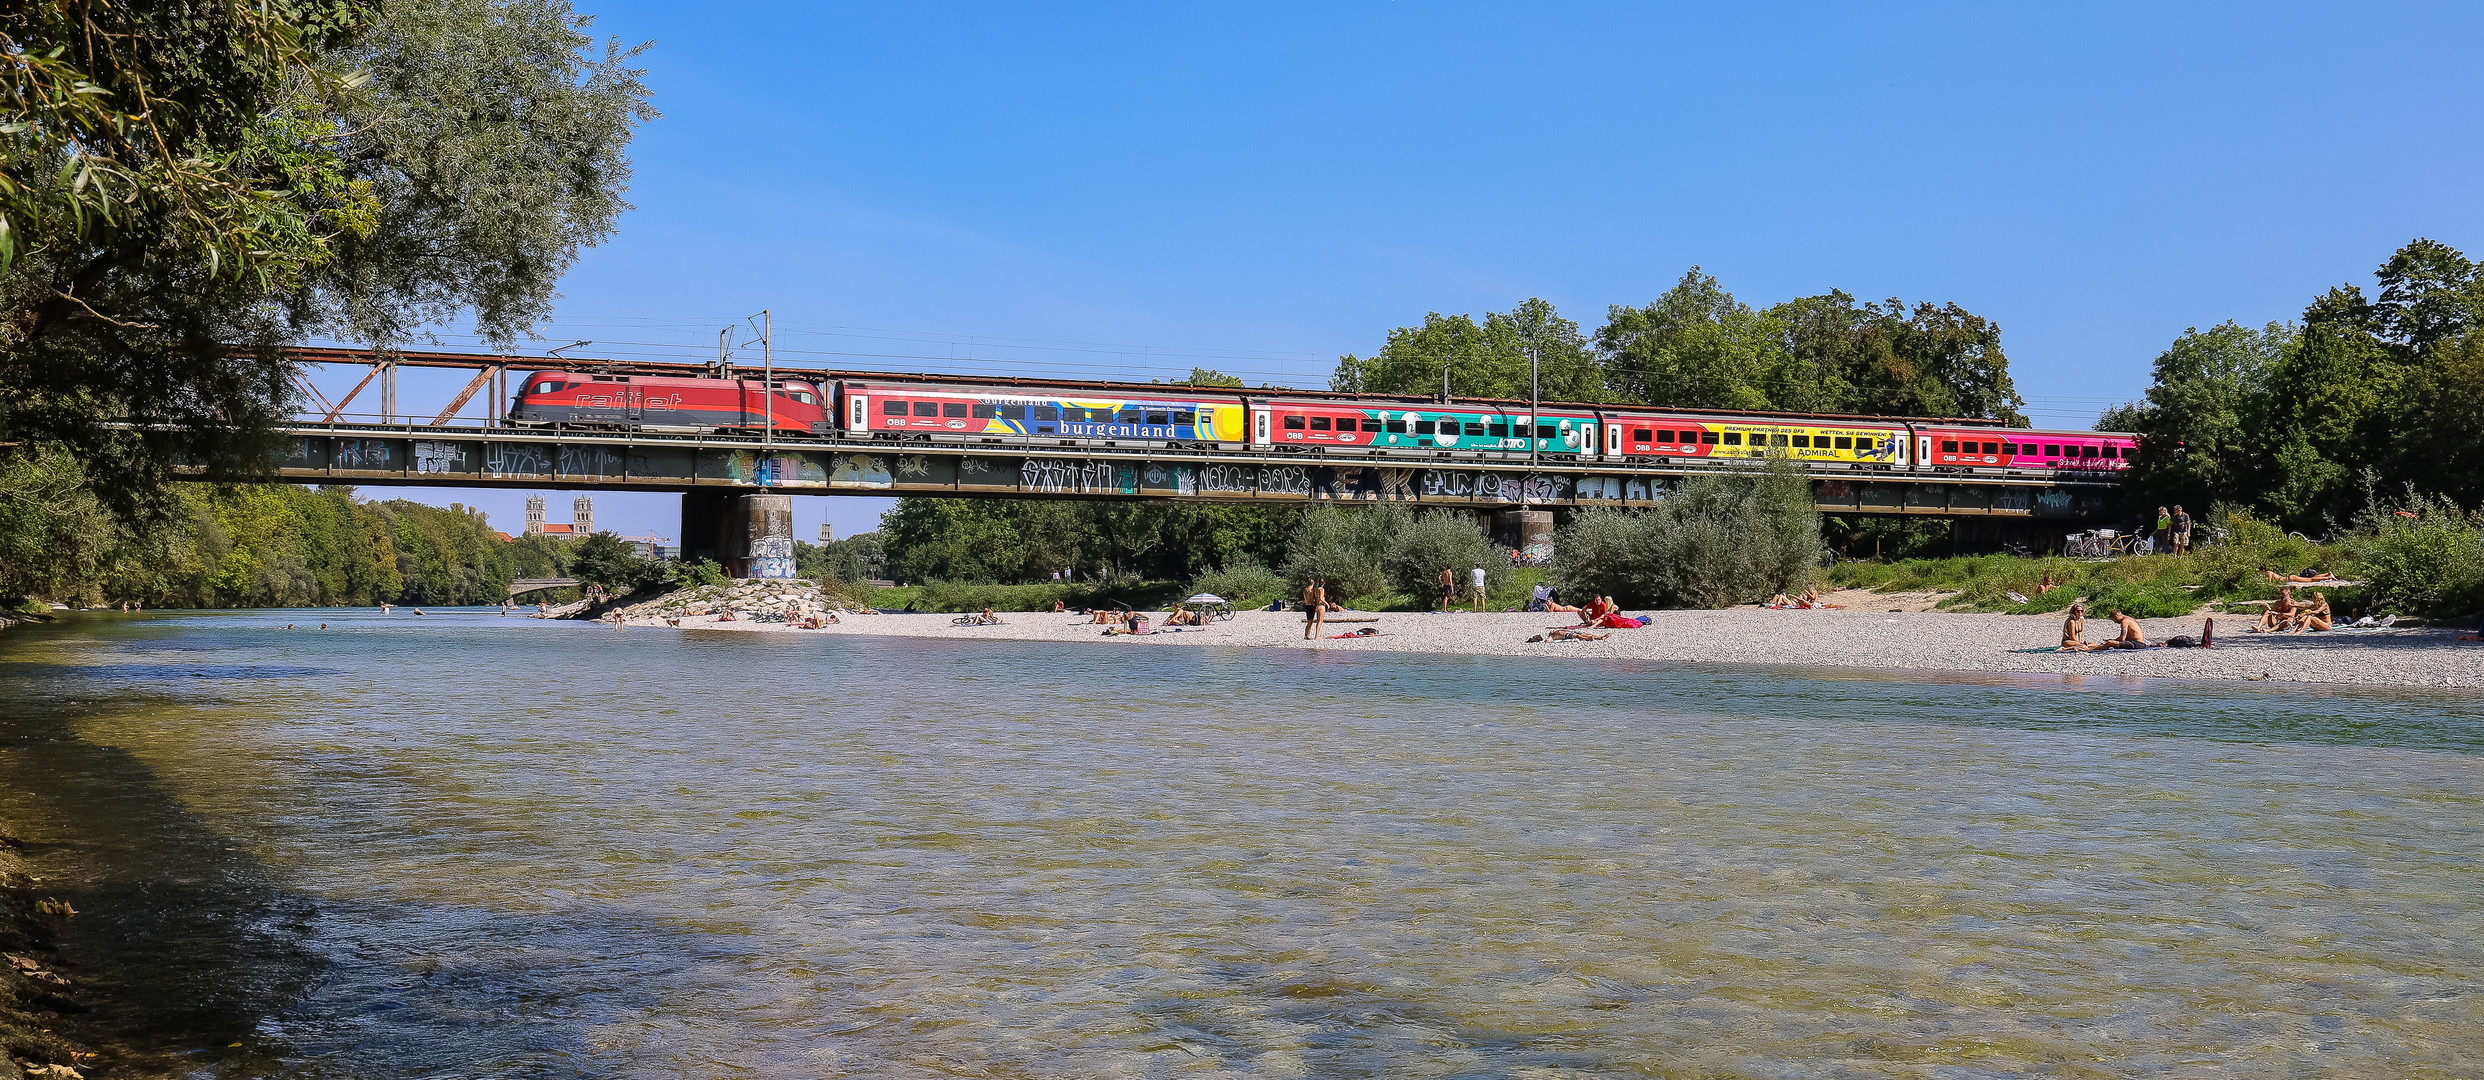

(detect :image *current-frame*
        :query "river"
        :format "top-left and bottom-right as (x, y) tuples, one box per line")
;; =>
(2, 610), (2479, 1077)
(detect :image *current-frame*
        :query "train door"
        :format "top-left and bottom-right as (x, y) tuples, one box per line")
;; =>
(1916, 433), (1933, 470)
(1251, 408), (1271, 447)
(847, 392), (868, 434)
(1605, 422), (1622, 461)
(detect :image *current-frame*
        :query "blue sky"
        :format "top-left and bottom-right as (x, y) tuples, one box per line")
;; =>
(342, 0), (2484, 543)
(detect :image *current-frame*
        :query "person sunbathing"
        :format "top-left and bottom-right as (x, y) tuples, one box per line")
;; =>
(2035, 571), (2060, 595)
(977, 606), (1004, 625)
(1532, 628), (1607, 642)
(1086, 608), (1121, 625)
(2251, 589), (2301, 632)
(1544, 600), (1581, 614)
(2262, 568), (2337, 584)
(2289, 592), (2332, 632)
(1051, 599), (1066, 613)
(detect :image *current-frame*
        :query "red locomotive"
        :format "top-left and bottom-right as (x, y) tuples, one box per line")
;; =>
(508, 371), (828, 435)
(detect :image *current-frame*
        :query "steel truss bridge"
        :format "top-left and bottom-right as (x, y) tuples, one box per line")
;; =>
(251, 346), (2123, 521)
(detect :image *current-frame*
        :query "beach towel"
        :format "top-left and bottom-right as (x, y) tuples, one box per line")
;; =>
(1596, 613), (1646, 629)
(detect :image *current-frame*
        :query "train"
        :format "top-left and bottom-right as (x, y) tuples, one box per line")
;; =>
(507, 370), (2137, 475)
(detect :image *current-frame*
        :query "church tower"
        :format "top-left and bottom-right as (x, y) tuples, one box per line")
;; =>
(573, 495), (594, 535)
(525, 495), (546, 536)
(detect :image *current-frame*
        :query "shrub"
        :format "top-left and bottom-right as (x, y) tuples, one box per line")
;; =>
(1188, 561), (1287, 607)
(2345, 493), (2484, 617)
(1552, 461), (1823, 608)
(1278, 503), (1408, 600)
(1383, 511), (1507, 603)
(2080, 580), (2198, 620)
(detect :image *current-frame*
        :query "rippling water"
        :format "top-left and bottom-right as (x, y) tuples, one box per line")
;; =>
(3, 610), (2480, 1077)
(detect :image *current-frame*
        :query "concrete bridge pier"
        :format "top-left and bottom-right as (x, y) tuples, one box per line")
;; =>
(681, 491), (797, 578)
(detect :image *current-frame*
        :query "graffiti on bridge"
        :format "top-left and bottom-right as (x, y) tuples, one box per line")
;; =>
(1021, 458), (1136, 495)
(413, 441), (466, 475)
(335, 438), (396, 470)
(483, 443), (549, 479)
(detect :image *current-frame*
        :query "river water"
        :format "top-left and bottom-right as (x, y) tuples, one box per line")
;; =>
(2, 610), (2479, 1077)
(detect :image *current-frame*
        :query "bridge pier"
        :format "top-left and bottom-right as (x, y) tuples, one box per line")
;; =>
(681, 491), (797, 578)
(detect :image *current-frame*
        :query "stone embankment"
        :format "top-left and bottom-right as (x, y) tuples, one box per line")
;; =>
(0, 825), (85, 1079)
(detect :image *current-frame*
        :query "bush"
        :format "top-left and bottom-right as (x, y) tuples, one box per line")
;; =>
(1552, 461), (1823, 608)
(1278, 503), (1409, 600)
(1188, 561), (1288, 607)
(2344, 493), (2484, 617)
(1383, 511), (1508, 603)
(2079, 580), (2199, 620)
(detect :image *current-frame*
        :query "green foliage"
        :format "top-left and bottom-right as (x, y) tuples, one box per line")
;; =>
(1187, 561), (1287, 607)
(1594, 271), (2027, 421)
(2119, 238), (2484, 531)
(1277, 503), (1408, 600)
(880, 498), (1292, 586)
(0, 0), (652, 520)
(797, 532), (887, 585)
(567, 531), (650, 592)
(1330, 297), (1604, 402)
(1382, 511), (1508, 602)
(2342, 493), (2484, 617)
(1553, 461), (1823, 608)
(2079, 581), (2199, 620)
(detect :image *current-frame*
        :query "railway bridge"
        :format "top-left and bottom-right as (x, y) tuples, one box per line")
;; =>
(226, 347), (2129, 576)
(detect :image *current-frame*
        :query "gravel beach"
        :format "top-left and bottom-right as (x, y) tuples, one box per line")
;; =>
(623, 603), (2484, 690)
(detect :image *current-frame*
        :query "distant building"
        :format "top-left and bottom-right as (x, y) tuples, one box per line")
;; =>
(524, 494), (594, 538)
(818, 522), (834, 543)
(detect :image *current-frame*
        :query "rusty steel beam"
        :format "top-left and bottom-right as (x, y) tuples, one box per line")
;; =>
(319, 364), (383, 424)
(430, 363), (504, 426)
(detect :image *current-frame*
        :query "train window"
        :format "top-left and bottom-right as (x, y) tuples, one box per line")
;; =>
(1032, 405), (1058, 421)
(971, 404), (997, 419)
(1998, 442), (2015, 454)
(884, 400), (909, 416)
(1309, 416), (1331, 431)
(1413, 420), (1435, 435)
(1791, 435), (1810, 448)
(1536, 425), (1557, 439)
(1981, 442), (1998, 454)
(533, 382), (559, 394)
(998, 405), (1027, 420)
(939, 402), (966, 418)
(1701, 431), (1720, 444)
(1146, 411), (1169, 425)
(788, 391), (815, 404)
(1283, 415), (1305, 430)
(1487, 423), (1509, 438)
(1174, 411), (1196, 424)
(1940, 440), (1959, 453)
(1835, 436), (1853, 450)
(2080, 446), (2098, 458)
(1769, 434), (1787, 446)
(2044, 444), (2061, 456)
(1334, 417), (1357, 432)
(1723, 432), (1743, 445)
(1640, 429), (1658, 442)
(1114, 410), (1140, 425)
(1463, 422), (1487, 437)
(1385, 420), (1407, 434)
(913, 401), (939, 417)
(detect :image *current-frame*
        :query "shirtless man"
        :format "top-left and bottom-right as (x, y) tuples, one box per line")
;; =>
(2105, 609), (2149, 648)
(1303, 578), (1327, 640)
(2252, 588), (2300, 632)
(1437, 567), (1457, 613)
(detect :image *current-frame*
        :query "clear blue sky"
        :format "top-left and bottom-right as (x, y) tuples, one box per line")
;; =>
(343, 0), (2484, 543)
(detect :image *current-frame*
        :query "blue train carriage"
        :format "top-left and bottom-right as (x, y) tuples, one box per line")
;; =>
(1689, 418), (1912, 466)
(1250, 399), (1596, 456)
(843, 381), (1248, 446)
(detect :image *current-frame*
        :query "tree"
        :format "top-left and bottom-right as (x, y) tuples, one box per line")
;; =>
(1332, 298), (1602, 402)
(0, 0), (652, 514)
(567, 531), (646, 592)
(2115, 321), (2293, 516)
(1595, 269), (1779, 410)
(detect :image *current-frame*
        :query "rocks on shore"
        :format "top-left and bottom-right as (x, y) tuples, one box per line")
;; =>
(612, 580), (866, 627)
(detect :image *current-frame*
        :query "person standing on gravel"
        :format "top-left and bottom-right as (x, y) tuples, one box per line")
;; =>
(1303, 579), (1327, 640)
(1437, 567), (1457, 613)
(2171, 505), (2192, 555)
(1469, 566), (1488, 613)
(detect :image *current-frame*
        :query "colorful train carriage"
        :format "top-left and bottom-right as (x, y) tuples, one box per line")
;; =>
(1250, 401), (1596, 455)
(509, 371), (827, 434)
(842, 382), (1249, 445)
(1599, 413), (1909, 466)
(1916, 427), (2137, 471)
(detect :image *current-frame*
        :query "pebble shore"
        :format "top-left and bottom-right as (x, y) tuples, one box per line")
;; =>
(625, 602), (2484, 691)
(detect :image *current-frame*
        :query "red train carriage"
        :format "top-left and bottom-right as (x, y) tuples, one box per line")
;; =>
(1914, 427), (2138, 471)
(509, 371), (828, 434)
